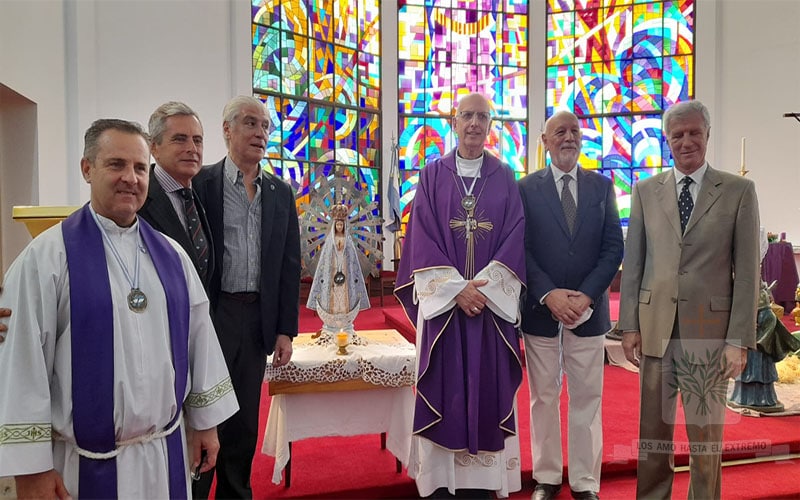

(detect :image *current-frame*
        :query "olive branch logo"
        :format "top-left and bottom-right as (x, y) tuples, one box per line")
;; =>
(668, 346), (728, 416)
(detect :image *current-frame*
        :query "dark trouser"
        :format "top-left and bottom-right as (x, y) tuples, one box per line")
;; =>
(193, 292), (264, 500)
(636, 325), (726, 500)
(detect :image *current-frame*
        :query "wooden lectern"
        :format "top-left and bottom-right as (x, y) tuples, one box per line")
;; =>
(12, 205), (80, 238)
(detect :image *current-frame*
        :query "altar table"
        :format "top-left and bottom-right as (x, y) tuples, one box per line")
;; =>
(262, 329), (416, 486)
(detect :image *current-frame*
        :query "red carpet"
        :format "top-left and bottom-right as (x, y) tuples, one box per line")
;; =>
(242, 294), (800, 499)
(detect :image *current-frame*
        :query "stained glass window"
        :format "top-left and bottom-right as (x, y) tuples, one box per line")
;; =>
(396, 0), (530, 225)
(252, 0), (381, 213)
(546, 0), (695, 222)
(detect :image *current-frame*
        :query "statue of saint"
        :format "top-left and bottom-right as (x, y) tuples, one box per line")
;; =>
(729, 229), (800, 413)
(306, 204), (370, 334)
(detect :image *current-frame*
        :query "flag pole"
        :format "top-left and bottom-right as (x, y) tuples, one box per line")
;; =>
(387, 134), (401, 269)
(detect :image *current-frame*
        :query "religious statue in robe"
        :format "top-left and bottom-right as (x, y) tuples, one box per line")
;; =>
(729, 228), (800, 413)
(306, 203), (370, 335)
(729, 280), (800, 412)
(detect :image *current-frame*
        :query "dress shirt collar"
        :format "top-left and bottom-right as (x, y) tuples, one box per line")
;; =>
(153, 163), (190, 194)
(551, 165), (578, 184)
(224, 156), (264, 186)
(674, 162), (708, 187)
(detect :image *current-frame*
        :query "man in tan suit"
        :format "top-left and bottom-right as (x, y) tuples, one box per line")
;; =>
(618, 100), (760, 499)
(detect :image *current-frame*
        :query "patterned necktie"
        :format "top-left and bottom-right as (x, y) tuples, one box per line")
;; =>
(678, 177), (694, 234)
(561, 175), (577, 234)
(180, 188), (209, 282)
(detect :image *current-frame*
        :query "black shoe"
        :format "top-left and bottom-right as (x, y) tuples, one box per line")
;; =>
(571, 490), (599, 500)
(532, 483), (561, 500)
(455, 488), (493, 499)
(428, 487), (455, 498)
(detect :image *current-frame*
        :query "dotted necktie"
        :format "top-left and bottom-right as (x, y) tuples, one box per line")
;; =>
(180, 188), (209, 282)
(678, 177), (694, 234)
(561, 175), (577, 234)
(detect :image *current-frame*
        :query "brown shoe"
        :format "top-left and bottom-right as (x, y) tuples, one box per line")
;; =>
(532, 483), (561, 500)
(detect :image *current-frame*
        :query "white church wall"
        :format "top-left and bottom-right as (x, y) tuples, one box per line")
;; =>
(0, 0), (70, 205)
(0, 0), (252, 208)
(697, 0), (800, 242)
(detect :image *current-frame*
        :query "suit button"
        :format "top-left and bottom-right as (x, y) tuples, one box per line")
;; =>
(671, 297), (678, 303)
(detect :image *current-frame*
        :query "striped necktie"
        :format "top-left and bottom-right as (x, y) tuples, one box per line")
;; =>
(180, 188), (209, 282)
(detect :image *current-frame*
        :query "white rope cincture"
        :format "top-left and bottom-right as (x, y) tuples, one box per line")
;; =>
(53, 415), (182, 460)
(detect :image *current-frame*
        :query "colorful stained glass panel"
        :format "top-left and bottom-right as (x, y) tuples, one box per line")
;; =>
(546, 0), (694, 223)
(359, 111), (380, 167)
(281, 98), (310, 162)
(282, 0), (308, 35)
(310, 0), (333, 42)
(499, 12), (528, 67)
(358, 52), (380, 110)
(253, 0), (279, 27)
(253, 0), (381, 227)
(359, 0), (381, 55)
(334, 46), (357, 105)
(334, 0), (358, 48)
(398, 1), (528, 213)
(398, 5), (428, 61)
(309, 104), (335, 163)
(253, 25), (280, 93)
(281, 30), (309, 97)
(398, 60), (430, 115)
(309, 39), (335, 101)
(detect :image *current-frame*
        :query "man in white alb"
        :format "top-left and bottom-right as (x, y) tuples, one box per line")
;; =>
(0, 119), (238, 498)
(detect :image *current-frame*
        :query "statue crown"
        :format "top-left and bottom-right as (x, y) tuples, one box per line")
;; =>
(331, 204), (349, 221)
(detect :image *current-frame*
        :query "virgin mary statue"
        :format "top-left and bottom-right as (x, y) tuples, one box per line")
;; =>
(306, 204), (370, 334)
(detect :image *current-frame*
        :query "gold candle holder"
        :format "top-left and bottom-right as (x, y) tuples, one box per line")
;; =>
(336, 332), (349, 355)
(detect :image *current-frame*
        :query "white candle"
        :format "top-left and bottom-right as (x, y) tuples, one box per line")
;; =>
(741, 137), (746, 167)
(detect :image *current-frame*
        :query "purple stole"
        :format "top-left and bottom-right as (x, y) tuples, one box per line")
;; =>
(62, 204), (189, 499)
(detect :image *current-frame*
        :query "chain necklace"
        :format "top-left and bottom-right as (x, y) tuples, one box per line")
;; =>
(456, 154), (482, 212)
(92, 211), (147, 312)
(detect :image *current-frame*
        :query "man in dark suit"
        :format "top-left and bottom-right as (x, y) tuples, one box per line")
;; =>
(618, 100), (760, 499)
(193, 95), (300, 498)
(519, 111), (623, 500)
(138, 101), (214, 290)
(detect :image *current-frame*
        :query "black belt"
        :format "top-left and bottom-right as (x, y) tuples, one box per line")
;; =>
(220, 292), (259, 303)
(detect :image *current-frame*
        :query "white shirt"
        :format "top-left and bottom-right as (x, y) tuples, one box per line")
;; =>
(674, 162), (708, 204)
(552, 165), (578, 205)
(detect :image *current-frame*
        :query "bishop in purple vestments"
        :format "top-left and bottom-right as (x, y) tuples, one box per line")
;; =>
(395, 93), (526, 498)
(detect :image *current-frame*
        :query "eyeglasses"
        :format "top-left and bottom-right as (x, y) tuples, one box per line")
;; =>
(457, 111), (492, 124)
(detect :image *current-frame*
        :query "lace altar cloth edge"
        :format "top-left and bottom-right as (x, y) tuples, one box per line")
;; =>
(264, 330), (416, 388)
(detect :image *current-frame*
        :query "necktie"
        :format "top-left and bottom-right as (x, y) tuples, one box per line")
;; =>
(180, 188), (209, 282)
(561, 175), (577, 234)
(678, 177), (694, 234)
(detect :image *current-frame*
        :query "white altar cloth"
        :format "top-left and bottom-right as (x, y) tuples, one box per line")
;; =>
(262, 329), (416, 485)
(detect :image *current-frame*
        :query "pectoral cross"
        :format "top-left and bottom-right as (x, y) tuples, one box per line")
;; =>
(450, 197), (493, 279)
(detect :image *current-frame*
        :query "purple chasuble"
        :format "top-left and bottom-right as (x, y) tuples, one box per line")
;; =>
(63, 204), (190, 499)
(395, 150), (525, 454)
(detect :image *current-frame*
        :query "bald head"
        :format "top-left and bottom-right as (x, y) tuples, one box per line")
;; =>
(456, 93), (491, 114)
